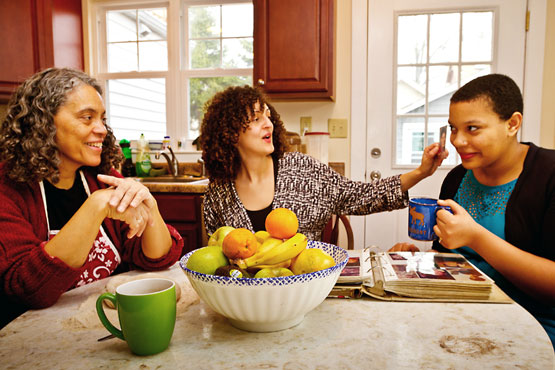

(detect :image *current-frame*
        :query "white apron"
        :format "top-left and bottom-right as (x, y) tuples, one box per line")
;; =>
(40, 171), (121, 287)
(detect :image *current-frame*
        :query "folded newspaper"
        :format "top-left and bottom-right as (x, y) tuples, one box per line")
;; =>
(331, 248), (512, 303)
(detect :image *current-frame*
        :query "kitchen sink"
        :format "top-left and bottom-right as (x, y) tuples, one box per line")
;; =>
(136, 175), (208, 183)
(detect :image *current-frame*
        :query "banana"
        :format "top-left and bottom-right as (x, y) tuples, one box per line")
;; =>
(258, 236), (283, 254)
(254, 259), (292, 269)
(236, 233), (307, 269)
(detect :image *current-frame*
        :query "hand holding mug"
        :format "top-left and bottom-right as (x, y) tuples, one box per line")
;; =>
(96, 278), (177, 356)
(434, 199), (483, 249)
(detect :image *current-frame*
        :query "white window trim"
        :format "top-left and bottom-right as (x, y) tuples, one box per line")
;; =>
(85, 0), (253, 142)
(392, 9), (497, 168)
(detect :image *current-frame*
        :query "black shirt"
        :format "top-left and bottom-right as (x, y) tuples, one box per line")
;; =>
(245, 156), (278, 232)
(43, 177), (87, 230)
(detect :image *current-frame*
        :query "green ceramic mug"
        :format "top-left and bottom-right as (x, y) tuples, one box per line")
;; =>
(96, 278), (177, 356)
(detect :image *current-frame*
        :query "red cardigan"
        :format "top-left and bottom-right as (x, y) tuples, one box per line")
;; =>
(0, 165), (183, 309)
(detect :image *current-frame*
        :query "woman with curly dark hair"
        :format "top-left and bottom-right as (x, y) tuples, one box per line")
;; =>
(0, 68), (183, 328)
(200, 85), (447, 240)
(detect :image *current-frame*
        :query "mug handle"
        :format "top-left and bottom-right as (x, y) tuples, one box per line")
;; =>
(96, 293), (125, 340)
(435, 205), (453, 216)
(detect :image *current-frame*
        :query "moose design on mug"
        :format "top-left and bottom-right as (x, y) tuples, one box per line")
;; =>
(409, 206), (425, 226)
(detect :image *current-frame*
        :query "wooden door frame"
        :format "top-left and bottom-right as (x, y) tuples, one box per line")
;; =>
(349, 0), (547, 249)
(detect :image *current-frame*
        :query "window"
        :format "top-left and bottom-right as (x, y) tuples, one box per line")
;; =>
(184, 2), (253, 139)
(394, 11), (494, 166)
(91, 0), (253, 143)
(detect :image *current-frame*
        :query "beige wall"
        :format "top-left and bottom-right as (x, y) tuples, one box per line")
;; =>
(540, 0), (555, 149)
(272, 0), (352, 175)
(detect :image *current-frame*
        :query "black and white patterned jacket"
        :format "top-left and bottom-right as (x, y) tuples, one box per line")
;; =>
(203, 152), (408, 241)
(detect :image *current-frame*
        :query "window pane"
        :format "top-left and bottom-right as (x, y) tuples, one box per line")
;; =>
(429, 116), (457, 166)
(223, 38), (253, 68)
(189, 6), (220, 38)
(462, 12), (493, 62)
(139, 41), (168, 71)
(138, 8), (167, 41)
(107, 79), (166, 141)
(396, 116), (425, 165)
(397, 66), (426, 114)
(108, 43), (138, 72)
(397, 15), (427, 64)
(222, 4), (253, 37)
(188, 76), (252, 139)
(107, 7), (167, 73)
(107, 10), (136, 42)
(429, 13), (459, 63)
(428, 65), (458, 114)
(190, 39), (221, 69)
(461, 64), (491, 85)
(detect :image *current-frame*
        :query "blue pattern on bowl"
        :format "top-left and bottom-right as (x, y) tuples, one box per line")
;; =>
(179, 240), (348, 286)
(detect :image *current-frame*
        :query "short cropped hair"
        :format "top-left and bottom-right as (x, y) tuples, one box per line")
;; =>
(199, 85), (287, 182)
(450, 73), (523, 120)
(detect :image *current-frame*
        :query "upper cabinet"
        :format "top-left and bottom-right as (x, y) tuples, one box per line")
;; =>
(253, 0), (335, 100)
(0, 0), (84, 103)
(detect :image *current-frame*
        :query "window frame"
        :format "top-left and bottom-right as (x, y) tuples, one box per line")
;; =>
(181, 0), (253, 140)
(392, 8), (497, 168)
(87, 0), (253, 144)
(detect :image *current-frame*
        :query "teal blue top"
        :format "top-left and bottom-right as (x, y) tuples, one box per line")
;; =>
(454, 170), (517, 280)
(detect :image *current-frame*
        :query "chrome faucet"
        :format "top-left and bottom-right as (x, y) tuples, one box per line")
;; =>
(197, 158), (206, 177)
(155, 146), (179, 177)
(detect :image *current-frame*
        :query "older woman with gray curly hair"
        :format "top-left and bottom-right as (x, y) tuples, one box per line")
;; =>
(0, 68), (183, 328)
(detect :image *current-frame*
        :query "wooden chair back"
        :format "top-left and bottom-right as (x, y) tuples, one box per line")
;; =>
(321, 214), (354, 250)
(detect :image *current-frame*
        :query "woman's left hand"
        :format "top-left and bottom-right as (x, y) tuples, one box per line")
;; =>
(97, 174), (156, 218)
(434, 199), (482, 249)
(418, 143), (449, 178)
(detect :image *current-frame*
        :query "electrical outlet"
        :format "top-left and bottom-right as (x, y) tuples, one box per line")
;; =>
(300, 116), (312, 133)
(328, 118), (348, 138)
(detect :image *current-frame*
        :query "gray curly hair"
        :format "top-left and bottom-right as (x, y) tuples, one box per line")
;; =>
(0, 67), (122, 183)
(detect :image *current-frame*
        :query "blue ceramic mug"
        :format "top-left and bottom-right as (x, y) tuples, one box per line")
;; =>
(408, 198), (451, 241)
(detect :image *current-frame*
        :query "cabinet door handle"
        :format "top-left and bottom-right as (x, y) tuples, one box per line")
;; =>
(257, 79), (265, 85)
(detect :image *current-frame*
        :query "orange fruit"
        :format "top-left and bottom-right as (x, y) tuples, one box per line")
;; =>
(265, 208), (299, 239)
(222, 228), (258, 260)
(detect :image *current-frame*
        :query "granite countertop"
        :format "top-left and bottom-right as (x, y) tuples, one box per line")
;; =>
(141, 179), (208, 193)
(1, 264), (553, 369)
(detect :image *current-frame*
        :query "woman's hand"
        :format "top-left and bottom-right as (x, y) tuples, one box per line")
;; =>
(400, 143), (449, 192)
(388, 242), (420, 253)
(97, 174), (156, 216)
(433, 199), (483, 249)
(105, 201), (152, 238)
(418, 143), (449, 178)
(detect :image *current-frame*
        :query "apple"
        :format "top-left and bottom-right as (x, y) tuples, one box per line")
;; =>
(207, 226), (235, 247)
(186, 246), (229, 275)
(254, 267), (294, 278)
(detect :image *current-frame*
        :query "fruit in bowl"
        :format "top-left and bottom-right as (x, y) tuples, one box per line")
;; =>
(180, 240), (348, 332)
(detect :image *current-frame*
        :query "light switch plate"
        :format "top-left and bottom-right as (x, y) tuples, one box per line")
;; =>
(300, 116), (312, 133)
(328, 118), (348, 138)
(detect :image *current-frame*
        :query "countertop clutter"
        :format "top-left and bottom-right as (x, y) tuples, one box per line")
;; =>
(0, 263), (553, 369)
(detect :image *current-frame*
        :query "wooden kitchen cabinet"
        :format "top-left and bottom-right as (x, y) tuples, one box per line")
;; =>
(0, 0), (84, 103)
(253, 0), (335, 100)
(152, 193), (203, 256)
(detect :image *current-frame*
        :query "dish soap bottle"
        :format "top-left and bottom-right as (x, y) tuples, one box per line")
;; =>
(119, 139), (136, 177)
(135, 133), (152, 177)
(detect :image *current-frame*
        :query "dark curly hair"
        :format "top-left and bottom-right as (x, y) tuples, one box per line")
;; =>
(0, 67), (122, 184)
(199, 85), (288, 182)
(451, 73), (523, 120)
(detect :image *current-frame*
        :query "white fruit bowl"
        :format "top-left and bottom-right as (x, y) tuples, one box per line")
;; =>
(179, 240), (348, 332)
